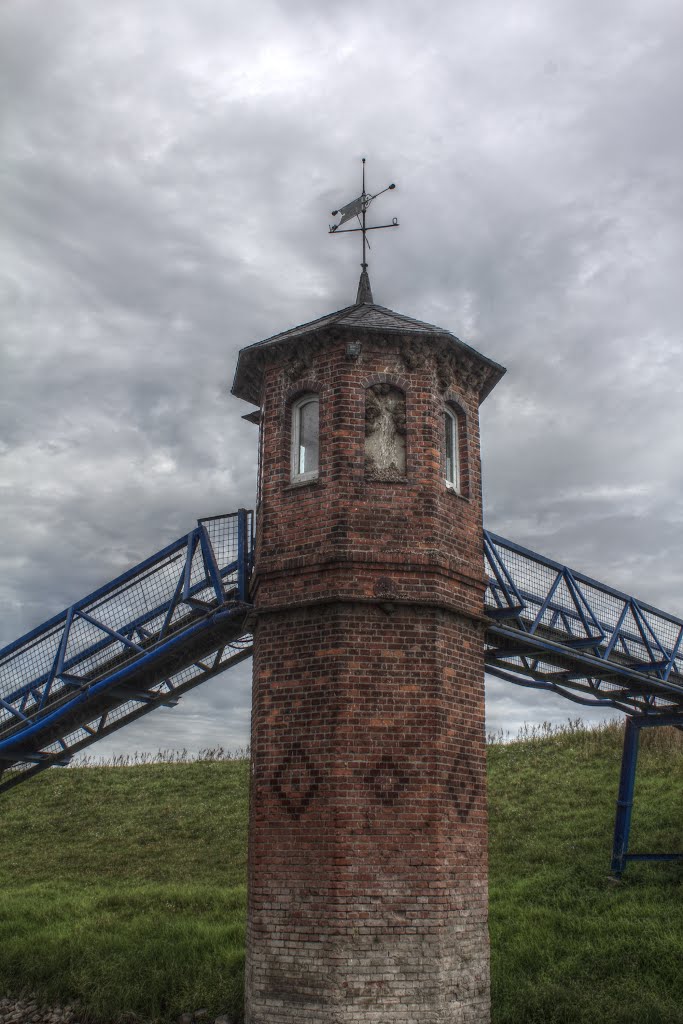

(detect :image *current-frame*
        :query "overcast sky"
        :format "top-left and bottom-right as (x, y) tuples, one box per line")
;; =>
(2, 0), (682, 758)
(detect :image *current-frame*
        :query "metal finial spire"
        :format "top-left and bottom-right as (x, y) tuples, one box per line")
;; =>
(329, 157), (399, 304)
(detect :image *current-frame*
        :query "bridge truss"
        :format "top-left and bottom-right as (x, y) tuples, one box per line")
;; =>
(0, 512), (680, 873)
(0, 511), (253, 794)
(484, 531), (683, 874)
(484, 531), (683, 716)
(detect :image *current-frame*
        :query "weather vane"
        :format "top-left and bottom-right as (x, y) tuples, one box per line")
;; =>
(329, 158), (399, 281)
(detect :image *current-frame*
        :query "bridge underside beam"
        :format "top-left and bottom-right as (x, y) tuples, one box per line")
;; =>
(485, 626), (682, 716)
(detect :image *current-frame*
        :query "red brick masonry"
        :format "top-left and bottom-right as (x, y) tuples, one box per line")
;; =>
(242, 326), (498, 1023)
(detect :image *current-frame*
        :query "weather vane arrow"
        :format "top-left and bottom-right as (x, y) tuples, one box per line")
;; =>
(329, 158), (399, 303)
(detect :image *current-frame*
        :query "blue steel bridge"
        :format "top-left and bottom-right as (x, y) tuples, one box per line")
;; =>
(0, 509), (681, 875)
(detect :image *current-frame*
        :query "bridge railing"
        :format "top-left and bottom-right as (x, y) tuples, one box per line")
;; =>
(484, 531), (683, 714)
(0, 510), (254, 747)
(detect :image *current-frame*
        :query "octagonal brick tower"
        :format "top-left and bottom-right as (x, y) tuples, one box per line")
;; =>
(232, 275), (505, 1024)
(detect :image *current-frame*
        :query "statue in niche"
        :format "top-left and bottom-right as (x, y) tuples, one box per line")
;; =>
(365, 384), (406, 480)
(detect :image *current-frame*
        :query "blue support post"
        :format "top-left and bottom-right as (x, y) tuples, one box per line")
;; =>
(237, 508), (248, 602)
(611, 717), (641, 877)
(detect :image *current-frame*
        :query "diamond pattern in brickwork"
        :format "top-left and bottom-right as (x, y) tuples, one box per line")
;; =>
(271, 742), (319, 819)
(446, 753), (478, 821)
(365, 753), (409, 806)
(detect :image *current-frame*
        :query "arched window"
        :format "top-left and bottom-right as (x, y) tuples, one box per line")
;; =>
(291, 394), (319, 482)
(444, 406), (460, 491)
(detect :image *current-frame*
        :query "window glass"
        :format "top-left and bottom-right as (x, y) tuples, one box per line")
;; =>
(445, 408), (459, 489)
(292, 395), (319, 480)
(298, 399), (319, 475)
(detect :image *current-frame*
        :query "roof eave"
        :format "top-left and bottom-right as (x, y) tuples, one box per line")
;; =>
(231, 320), (506, 407)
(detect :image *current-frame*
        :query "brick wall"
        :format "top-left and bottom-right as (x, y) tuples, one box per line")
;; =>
(245, 328), (492, 1022)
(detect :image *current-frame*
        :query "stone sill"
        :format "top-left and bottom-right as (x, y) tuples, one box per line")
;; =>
(285, 475), (320, 491)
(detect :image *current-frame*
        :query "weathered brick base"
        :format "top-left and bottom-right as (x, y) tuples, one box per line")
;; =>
(246, 602), (489, 1023)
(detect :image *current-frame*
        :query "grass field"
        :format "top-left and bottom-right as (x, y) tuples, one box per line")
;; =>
(0, 722), (681, 1024)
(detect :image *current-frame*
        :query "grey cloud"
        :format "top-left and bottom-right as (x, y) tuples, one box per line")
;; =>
(2, 0), (682, 754)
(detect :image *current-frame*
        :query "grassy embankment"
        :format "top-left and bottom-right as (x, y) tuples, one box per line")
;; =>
(0, 722), (681, 1024)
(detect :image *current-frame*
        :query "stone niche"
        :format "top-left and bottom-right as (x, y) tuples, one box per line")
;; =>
(364, 384), (406, 481)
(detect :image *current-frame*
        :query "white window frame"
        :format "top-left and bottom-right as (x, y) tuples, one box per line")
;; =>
(444, 406), (460, 492)
(291, 394), (320, 483)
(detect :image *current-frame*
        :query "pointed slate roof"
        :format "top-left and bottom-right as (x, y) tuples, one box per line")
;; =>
(232, 300), (506, 407)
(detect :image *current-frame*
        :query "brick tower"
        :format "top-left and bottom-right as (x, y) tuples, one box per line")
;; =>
(232, 270), (505, 1023)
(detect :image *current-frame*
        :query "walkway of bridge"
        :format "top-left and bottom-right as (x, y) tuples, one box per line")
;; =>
(1, 509), (681, 874)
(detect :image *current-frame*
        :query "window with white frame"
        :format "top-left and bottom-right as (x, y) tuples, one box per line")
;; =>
(444, 406), (460, 491)
(291, 394), (319, 482)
